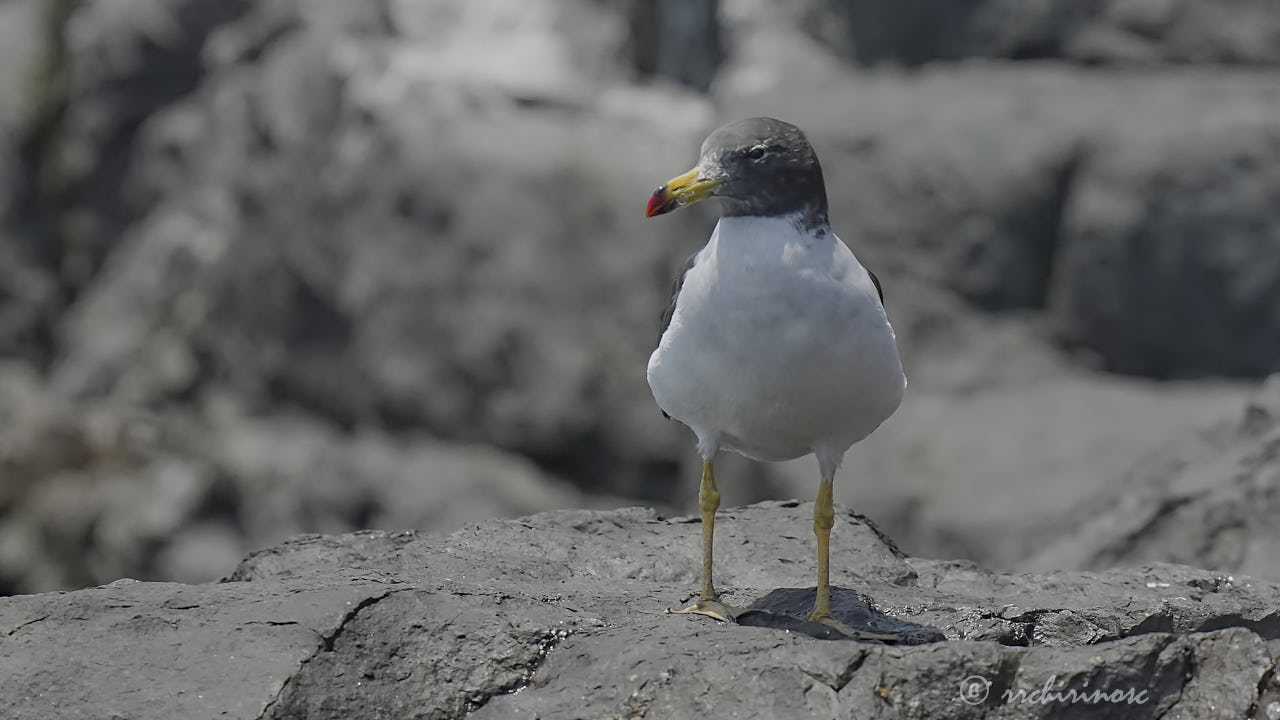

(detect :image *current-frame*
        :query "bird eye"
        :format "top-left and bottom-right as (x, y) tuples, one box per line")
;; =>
(746, 145), (766, 160)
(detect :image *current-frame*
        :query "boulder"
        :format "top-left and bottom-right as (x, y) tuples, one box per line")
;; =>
(0, 503), (1277, 718)
(1024, 375), (1280, 581)
(625, 0), (723, 90)
(44, 0), (722, 502)
(5, 0), (1280, 606)
(0, 375), (600, 594)
(0, 0), (57, 362)
(28, 0), (252, 292)
(791, 0), (1280, 67)
(1051, 111), (1280, 377)
(0, 0), (41, 136)
(43, 0), (1280, 544)
(774, 371), (1250, 566)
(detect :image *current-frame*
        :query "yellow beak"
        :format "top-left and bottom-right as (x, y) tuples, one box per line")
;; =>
(646, 168), (722, 217)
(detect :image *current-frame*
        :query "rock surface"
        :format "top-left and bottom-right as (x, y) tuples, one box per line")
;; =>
(2, 503), (1278, 719)
(0, 370), (607, 594)
(1025, 375), (1280, 582)
(782, 372), (1249, 565)
(42, 0), (717, 501)
(799, 0), (1280, 67)
(1, 0), (1278, 595)
(1051, 109), (1280, 377)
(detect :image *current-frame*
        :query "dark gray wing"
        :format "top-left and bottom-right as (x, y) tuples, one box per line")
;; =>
(656, 251), (699, 420)
(659, 251), (699, 341)
(867, 266), (884, 304)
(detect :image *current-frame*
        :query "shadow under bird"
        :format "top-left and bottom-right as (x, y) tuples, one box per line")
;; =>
(645, 117), (906, 641)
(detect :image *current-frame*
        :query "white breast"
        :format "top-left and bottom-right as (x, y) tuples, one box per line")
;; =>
(647, 214), (905, 463)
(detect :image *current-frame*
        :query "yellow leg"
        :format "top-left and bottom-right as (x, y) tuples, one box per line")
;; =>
(808, 479), (903, 642)
(670, 461), (737, 622)
(809, 479), (835, 621)
(697, 460), (720, 600)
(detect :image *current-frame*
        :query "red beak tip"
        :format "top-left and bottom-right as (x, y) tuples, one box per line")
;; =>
(645, 194), (666, 218)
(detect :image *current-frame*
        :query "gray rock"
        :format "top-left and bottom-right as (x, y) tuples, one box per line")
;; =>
(5, 0), (1280, 617)
(0, 0), (58, 362)
(626, 0), (723, 91)
(0, 0), (42, 211)
(0, 376), (602, 594)
(795, 0), (1280, 67)
(40, 2), (1280, 555)
(1051, 113), (1280, 377)
(0, 577), (401, 720)
(24, 0), (252, 291)
(773, 371), (1250, 566)
(43, 0), (725, 502)
(1, 502), (1277, 719)
(1024, 375), (1280, 581)
(0, 0), (41, 137)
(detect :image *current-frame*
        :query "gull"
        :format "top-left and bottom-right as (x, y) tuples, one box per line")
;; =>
(645, 117), (905, 640)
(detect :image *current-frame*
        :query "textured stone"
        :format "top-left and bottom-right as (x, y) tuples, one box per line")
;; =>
(1051, 114), (1280, 377)
(797, 0), (1280, 67)
(779, 372), (1249, 566)
(0, 384), (598, 594)
(0, 503), (1276, 719)
(0, 0), (58, 362)
(1025, 375), (1280, 581)
(0, 578), (399, 720)
(2, 0), (1280, 605)
(44, 0), (718, 503)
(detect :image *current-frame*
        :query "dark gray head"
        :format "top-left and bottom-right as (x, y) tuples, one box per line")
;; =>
(646, 117), (829, 229)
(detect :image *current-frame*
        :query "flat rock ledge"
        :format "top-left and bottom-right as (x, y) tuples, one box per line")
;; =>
(2, 502), (1279, 720)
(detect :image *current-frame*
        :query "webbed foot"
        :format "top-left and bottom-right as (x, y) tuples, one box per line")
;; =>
(670, 595), (740, 623)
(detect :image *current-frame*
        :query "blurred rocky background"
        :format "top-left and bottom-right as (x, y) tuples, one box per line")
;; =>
(0, 0), (1276, 595)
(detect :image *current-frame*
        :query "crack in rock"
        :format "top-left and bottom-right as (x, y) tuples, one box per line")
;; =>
(463, 624), (573, 715)
(3, 614), (50, 637)
(799, 649), (869, 695)
(254, 589), (399, 720)
(1250, 664), (1280, 720)
(320, 592), (393, 652)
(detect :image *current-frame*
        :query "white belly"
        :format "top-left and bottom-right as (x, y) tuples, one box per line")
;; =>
(647, 216), (905, 462)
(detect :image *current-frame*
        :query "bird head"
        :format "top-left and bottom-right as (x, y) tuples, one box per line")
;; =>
(645, 117), (828, 224)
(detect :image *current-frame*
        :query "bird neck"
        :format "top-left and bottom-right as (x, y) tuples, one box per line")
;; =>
(712, 213), (834, 253)
(719, 204), (830, 234)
